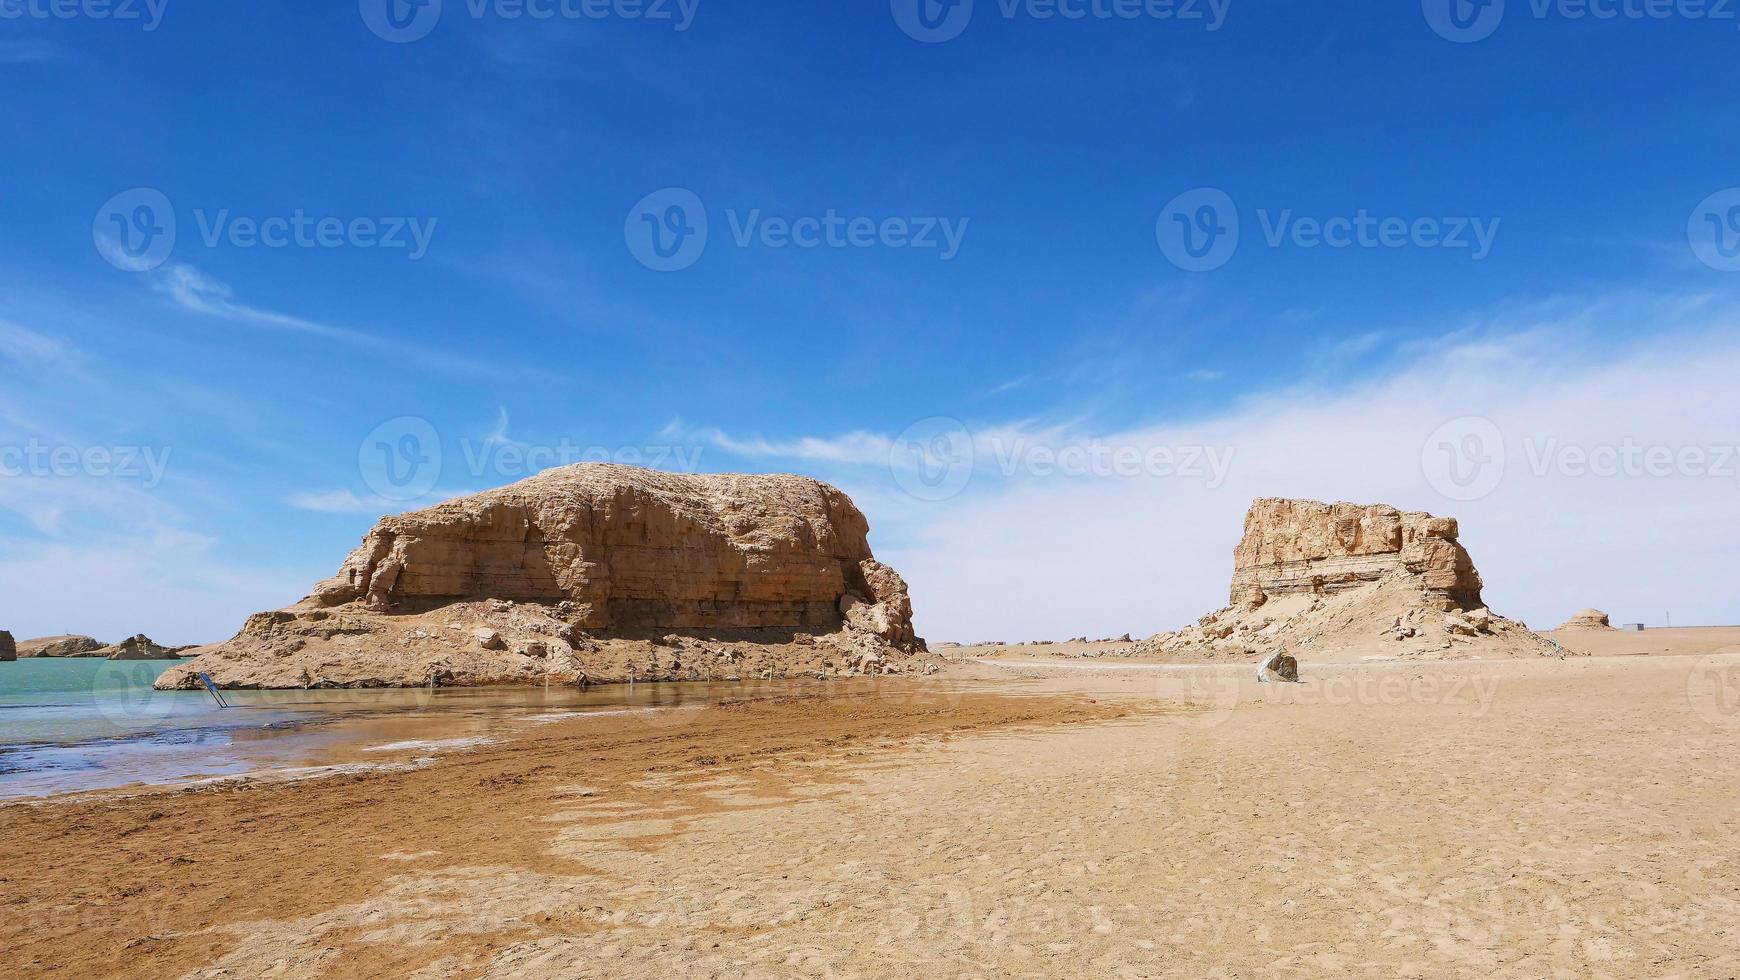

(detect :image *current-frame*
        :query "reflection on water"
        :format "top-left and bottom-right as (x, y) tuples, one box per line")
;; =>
(0, 661), (871, 799)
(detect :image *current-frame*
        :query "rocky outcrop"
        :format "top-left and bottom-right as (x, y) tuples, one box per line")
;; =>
(1230, 499), (1483, 609)
(0, 631), (14, 663)
(159, 464), (928, 690)
(15, 635), (107, 658)
(1556, 608), (1614, 630)
(1124, 499), (1561, 662)
(98, 634), (185, 661)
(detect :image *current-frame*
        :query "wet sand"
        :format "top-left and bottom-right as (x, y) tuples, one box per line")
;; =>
(4, 654), (1740, 978)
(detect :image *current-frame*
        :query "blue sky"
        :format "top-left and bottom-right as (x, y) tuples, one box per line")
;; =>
(3, 0), (1739, 643)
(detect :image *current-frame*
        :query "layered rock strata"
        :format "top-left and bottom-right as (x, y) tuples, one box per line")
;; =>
(159, 464), (927, 690)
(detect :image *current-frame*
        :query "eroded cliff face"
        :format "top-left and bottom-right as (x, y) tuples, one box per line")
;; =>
(309, 466), (886, 629)
(157, 465), (928, 690)
(1229, 499), (1484, 609)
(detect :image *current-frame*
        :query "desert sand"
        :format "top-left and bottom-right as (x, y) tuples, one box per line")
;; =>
(5, 643), (1739, 978)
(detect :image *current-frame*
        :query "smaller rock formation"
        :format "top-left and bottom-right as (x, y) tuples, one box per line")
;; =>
(1556, 609), (1614, 630)
(1256, 647), (1298, 683)
(1230, 499), (1483, 609)
(0, 631), (15, 663)
(1123, 499), (1562, 662)
(15, 635), (107, 658)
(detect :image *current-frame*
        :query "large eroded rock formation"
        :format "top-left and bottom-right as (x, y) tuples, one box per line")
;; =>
(159, 465), (926, 690)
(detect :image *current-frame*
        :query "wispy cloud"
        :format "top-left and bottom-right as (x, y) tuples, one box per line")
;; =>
(285, 489), (393, 515)
(139, 264), (520, 380)
(680, 426), (898, 466)
(0, 318), (75, 367)
(1185, 368), (1224, 382)
(155, 265), (371, 342)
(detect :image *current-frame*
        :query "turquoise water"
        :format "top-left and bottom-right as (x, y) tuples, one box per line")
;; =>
(0, 659), (852, 798)
(0, 657), (225, 744)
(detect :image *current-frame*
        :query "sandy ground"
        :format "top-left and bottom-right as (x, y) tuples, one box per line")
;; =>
(5, 647), (1740, 978)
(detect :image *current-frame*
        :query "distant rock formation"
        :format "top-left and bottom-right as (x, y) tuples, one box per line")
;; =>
(1127, 499), (1561, 661)
(16, 635), (108, 658)
(97, 634), (184, 661)
(0, 631), (14, 663)
(1556, 608), (1614, 630)
(159, 464), (927, 690)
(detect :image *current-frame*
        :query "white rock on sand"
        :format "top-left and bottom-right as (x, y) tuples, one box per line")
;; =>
(1255, 646), (1299, 683)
